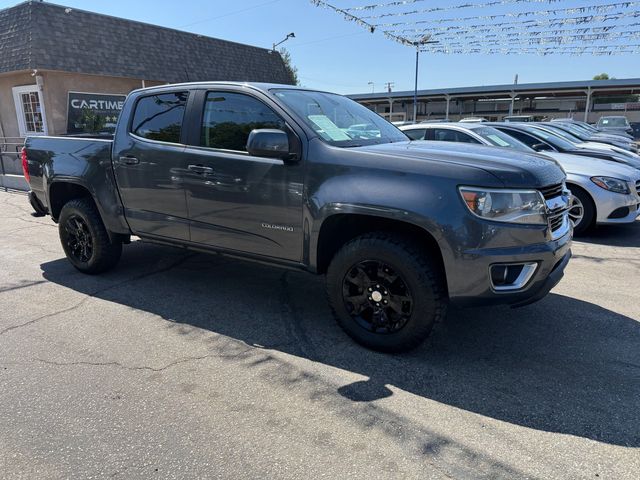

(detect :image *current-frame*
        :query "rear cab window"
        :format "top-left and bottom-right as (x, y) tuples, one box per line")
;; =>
(131, 92), (188, 143)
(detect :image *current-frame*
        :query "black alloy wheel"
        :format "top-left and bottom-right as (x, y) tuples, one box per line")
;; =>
(342, 260), (413, 334)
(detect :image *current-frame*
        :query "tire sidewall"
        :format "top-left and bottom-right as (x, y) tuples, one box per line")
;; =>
(568, 186), (595, 235)
(59, 202), (105, 272)
(327, 240), (441, 352)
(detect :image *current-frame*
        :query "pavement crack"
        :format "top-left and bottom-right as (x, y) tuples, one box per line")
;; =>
(0, 253), (197, 337)
(34, 354), (214, 372)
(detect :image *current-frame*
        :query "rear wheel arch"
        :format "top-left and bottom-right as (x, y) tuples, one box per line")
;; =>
(315, 213), (447, 284)
(48, 181), (94, 221)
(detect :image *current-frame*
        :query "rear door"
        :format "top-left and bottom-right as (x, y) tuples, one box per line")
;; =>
(112, 90), (191, 240)
(181, 89), (304, 262)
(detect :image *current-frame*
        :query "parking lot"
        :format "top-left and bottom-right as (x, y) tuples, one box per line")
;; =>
(0, 189), (638, 479)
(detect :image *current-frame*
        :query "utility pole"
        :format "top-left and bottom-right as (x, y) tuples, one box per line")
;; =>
(412, 36), (439, 123)
(509, 74), (519, 116)
(368, 81), (375, 93)
(385, 82), (394, 93)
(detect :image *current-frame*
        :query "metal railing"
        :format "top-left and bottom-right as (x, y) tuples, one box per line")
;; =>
(0, 137), (26, 192)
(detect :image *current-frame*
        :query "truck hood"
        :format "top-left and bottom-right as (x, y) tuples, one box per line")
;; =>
(353, 141), (565, 188)
(541, 152), (640, 181)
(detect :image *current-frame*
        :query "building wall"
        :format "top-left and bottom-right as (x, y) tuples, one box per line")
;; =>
(0, 70), (165, 138)
(39, 71), (165, 135)
(0, 71), (34, 138)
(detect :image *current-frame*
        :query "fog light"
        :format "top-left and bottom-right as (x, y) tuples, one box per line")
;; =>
(490, 263), (538, 291)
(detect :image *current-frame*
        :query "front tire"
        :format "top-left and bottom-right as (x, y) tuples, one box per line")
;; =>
(567, 186), (595, 235)
(326, 233), (448, 353)
(58, 198), (122, 274)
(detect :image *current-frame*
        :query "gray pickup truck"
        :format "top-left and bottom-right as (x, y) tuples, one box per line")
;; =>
(23, 82), (572, 352)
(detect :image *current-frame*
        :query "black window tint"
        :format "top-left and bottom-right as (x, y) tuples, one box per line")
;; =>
(201, 92), (285, 151)
(500, 129), (538, 148)
(455, 132), (481, 144)
(405, 129), (426, 140)
(131, 92), (187, 143)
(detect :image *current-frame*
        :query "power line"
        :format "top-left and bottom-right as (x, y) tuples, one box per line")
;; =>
(177, 0), (282, 28)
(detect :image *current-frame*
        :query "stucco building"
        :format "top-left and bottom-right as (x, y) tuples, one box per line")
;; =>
(0, 0), (294, 189)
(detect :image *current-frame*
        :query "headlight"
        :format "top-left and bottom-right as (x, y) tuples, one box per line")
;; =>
(590, 176), (630, 194)
(459, 187), (547, 225)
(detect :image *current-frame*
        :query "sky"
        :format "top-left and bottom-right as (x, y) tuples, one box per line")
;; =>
(2, 0), (639, 94)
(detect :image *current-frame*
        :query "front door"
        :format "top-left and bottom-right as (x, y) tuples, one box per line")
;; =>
(112, 91), (190, 241)
(182, 90), (304, 262)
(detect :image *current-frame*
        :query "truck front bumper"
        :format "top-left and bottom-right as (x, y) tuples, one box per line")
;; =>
(447, 227), (572, 308)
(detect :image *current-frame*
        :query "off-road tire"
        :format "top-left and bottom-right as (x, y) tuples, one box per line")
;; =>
(58, 198), (122, 274)
(326, 232), (448, 353)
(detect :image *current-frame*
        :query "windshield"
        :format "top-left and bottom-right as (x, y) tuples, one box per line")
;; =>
(598, 117), (629, 128)
(537, 125), (583, 144)
(527, 126), (577, 150)
(551, 123), (588, 140)
(474, 126), (533, 152)
(272, 89), (408, 147)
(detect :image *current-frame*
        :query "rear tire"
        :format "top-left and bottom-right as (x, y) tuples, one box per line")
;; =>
(326, 232), (448, 353)
(58, 198), (122, 274)
(567, 186), (595, 235)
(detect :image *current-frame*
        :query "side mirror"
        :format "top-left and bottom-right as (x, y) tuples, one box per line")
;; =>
(247, 129), (292, 160)
(532, 143), (552, 152)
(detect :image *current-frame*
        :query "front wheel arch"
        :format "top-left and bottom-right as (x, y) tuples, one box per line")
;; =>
(566, 183), (597, 234)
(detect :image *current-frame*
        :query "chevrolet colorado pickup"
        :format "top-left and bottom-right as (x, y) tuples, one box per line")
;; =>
(23, 82), (572, 352)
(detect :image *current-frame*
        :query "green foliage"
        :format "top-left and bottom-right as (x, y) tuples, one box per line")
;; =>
(593, 73), (612, 80)
(78, 107), (106, 133)
(278, 48), (299, 86)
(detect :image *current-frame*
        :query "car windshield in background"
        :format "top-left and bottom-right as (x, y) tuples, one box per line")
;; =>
(473, 127), (533, 152)
(272, 89), (408, 147)
(598, 117), (629, 128)
(526, 126), (577, 150)
(537, 125), (582, 144)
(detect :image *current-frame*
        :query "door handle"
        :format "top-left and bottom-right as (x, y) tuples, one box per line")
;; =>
(188, 164), (214, 174)
(119, 156), (139, 165)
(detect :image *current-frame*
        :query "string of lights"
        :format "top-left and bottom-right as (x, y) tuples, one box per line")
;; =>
(310, 0), (640, 54)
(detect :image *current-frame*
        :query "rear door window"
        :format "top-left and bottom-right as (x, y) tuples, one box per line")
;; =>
(131, 92), (188, 143)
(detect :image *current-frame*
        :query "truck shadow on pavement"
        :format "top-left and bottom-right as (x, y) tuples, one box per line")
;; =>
(40, 241), (640, 449)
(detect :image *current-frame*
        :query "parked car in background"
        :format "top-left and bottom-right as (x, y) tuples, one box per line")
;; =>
(597, 116), (633, 135)
(459, 117), (488, 123)
(22, 82), (572, 352)
(544, 121), (638, 153)
(487, 122), (640, 170)
(402, 123), (640, 234)
(553, 119), (635, 140)
(530, 123), (640, 166)
(504, 115), (535, 122)
(630, 122), (640, 140)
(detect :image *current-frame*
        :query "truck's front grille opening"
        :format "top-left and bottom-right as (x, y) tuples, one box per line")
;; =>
(548, 212), (565, 231)
(490, 263), (538, 291)
(538, 183), (564, 201)
(635, 180), (640, 193)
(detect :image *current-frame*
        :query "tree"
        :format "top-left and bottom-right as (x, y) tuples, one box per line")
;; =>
(593, 73), (611, 80)
(279, 48), (299, 86)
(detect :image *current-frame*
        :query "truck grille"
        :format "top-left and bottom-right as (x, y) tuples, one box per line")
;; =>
(538, 183), (569, 235)
(636, 180), (640, 194)
(538, 183), (564, 201)
(548, 212), (565, 232)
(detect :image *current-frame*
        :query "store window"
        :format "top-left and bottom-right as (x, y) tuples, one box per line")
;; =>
(12, 85), (48, 136)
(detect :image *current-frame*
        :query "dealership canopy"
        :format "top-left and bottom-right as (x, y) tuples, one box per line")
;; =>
(310, 0), (640, 55)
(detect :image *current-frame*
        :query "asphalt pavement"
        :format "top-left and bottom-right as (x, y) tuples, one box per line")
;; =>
(0, 190), (638, 479)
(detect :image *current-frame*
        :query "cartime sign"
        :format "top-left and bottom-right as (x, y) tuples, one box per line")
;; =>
(67, 92), (126, 134)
